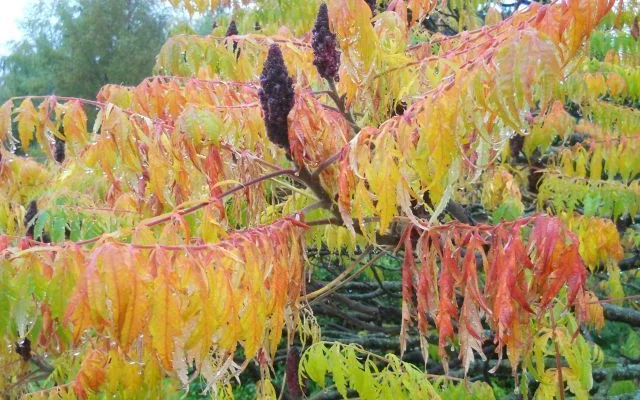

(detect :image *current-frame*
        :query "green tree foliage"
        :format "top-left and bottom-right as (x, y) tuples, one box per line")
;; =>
(0, 0), (171, 101)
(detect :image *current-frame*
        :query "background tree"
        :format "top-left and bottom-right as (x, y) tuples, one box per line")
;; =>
(0, 0), (639, 399)
(0, 0), (171, 101)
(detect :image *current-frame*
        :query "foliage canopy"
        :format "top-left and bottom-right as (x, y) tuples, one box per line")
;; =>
(0, 0), (639, 398)
(0, 0), (171, 101)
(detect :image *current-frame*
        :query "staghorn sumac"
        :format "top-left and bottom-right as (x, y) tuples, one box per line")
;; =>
(312, 3), (341, 82)
(258, 44), (295, 150)
(54, 137), (65, 163)
(225, 19), (239, 56)
(0, 0), (632, 398)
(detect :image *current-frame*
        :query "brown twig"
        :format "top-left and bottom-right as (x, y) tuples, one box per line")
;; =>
(325, 79), (359, 134)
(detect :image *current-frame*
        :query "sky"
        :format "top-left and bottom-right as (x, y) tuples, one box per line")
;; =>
(0, 1), (34, 55)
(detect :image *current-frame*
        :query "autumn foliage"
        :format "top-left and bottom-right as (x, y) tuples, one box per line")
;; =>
(1, 0), (639, 398)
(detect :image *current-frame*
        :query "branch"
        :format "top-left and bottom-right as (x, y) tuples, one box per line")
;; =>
(325, 79), (359, 134)
(312, 302), (399, 334)
(7, 168), (298, 253)
(619, 255), (640, 271)
(445, 200), (476, 225)
(311, 151), (341, 178)
(314, 280), (402, 292)
(30, 356), (54, 374)
(296, 166), (336, 213)
(302, 248), (375, 301)
(300, 200), (326, 215)
(602, 304), (640, 327)
(594, 363), (640, 381)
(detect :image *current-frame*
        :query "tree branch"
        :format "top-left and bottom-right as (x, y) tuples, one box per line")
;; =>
(325, 79), (359, 134)
(602, 304), (640, 327)
(619, 255), (640, 271)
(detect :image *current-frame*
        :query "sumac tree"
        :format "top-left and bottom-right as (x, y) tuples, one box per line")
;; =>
(0, 0), (639, 399)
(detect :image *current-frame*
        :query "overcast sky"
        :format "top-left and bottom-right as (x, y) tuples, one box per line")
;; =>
(0, 1), (34, 56)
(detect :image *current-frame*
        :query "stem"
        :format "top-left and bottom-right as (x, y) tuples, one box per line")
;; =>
(296, 165), (337, 215)
(303, 248), (373, 301)
(306, 251), (386, 304)
(311, 151), (341, 178)
(300, 200), (326, 215)
(550, 310), (566, 400)
(73, 168), (296, 246)
(326, 79), (360, 134)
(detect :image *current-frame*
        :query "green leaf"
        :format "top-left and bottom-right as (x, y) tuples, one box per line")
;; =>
(608, 380), (636, 396)
(0, 267), (13, 336)
(34, 210), (50, 241)
(583, 192), (602, 217)
(50, 213), (67, 243)
(330, 344), (348, 397)
(491, 198), (523, 222)
(303, 345), (328, 387)
(620, 330), (640, 360)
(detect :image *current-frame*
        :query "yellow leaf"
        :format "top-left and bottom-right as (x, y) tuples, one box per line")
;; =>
(485, 6), (502, 25)
(589, 146), (603, 181)
(15, 98), (38, 150)
(575, 150), (587, 178)
(201, 205), (227, 243)
(149, 249), (181, 371)
(0, 100), (12, 142)
(72, 349), (108, 399)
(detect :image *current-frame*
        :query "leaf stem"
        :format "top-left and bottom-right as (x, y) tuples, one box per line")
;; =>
(300, 200), (326, 215)
(302, 248), (373, 301)
(325, 79), (359, 134)
(310, 151), (341, 178)
(73, 167), (296, 246)
(550, 310), (566, 400)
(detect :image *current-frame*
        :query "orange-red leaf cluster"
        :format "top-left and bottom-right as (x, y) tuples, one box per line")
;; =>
(59, 218), (307, 390)
(401, 216), (599, 374)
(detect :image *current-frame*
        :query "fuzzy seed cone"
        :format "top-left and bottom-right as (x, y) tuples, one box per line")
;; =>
(259, 44), (295, 150)
(312, 4), (341, 82)
(24, 200), (38, 236)
(225, 20), (238, 37)
(54, 137), (65, 163)
(226, 20), (240, 55)
(16, 338), (31, 361)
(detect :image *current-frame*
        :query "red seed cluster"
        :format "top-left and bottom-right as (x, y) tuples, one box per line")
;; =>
(225, 20), (238, 37)
(54, 137), (65, 163)
(258, 44), (295, 150)
(24, 200), (38, 237)
(15, 338), (31, 361)
(225, 20), (239, 55)
(312, 4), (341, 82)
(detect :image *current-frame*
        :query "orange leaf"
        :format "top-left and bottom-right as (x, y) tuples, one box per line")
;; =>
(72, 349), (108, 399)
(63, 100), (89, 146)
